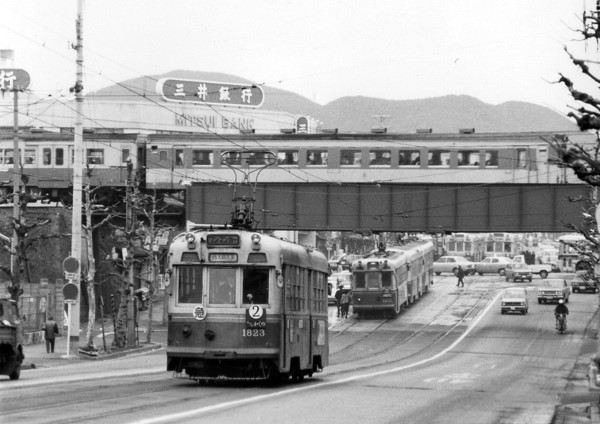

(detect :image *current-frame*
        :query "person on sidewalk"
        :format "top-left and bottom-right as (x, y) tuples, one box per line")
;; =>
(42, 315), (59, 353)
(456, 265), (465, 287)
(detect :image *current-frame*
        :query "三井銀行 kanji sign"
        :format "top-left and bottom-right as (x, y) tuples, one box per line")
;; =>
(0, 69), (30, 91)
(156, 78), (264, 108)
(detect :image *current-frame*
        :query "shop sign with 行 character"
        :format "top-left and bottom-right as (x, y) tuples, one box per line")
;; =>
(156, 78), (264, 108)
(0, 69), (30, 91)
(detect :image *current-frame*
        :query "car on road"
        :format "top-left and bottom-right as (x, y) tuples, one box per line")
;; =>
(537, 279), (570, 304)
(504, 262), (533, 282)
(571, 271), (599, 293)
(327, 270), (352, 305)
(501, 287), (529, 315)
(474, 256), (513, 276)
(433, 256), (476, 276)
(0, 298), (24, 380)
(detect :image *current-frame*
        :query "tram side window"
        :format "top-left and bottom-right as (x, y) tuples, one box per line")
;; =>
(209, 267), (236, 305)
(341, 150), (361, 166)
(242, 267), (269, 304)
(192, 150), (213, 165)
(399, 150), (420, 166)
(277, 150), (298, 165)
(159, 151), (168, 161)
(369, 150), (391, 166)
(121, 148), (130, 164)
(86, 149), (104, 165)
(428, 150), (450, 166)
(486, 242), (494, 253)
(457, 150), (479, 166)
(306, 150), (328, 166)
(177, 265), (203, 304)
(43, 148), (52, 165)
(2, 149), (13, 164)
(485, 151), (498, 166)
(248, 151), (268, 166)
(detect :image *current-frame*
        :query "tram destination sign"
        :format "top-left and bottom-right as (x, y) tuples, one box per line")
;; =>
(156, 78), (264, 108)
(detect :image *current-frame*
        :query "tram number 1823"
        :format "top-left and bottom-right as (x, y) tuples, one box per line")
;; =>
(244, 305), (266, 337)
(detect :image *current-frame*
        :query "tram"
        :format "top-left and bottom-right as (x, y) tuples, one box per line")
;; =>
(165, 152), (329, 382)
(350, 239), (435, 317)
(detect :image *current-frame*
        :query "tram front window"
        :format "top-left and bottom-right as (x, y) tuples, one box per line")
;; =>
(209, 267), (236, 304)
(243, 267), (269, 304)
(366, 272), (380, 289)
(177, 266), (203, 304)
(382, 271), (393, 288)
(354, 273), (365, 288)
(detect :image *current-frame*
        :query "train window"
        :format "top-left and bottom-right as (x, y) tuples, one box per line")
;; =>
(369, 150), (391, 166)
(242, 267), (269, 304)
(56, 148), (64, 166)
(485, 151), (498, 166)
(399, 150), (420, 166)
(307, 150), (327, 166)
(177, 265), (203, 304)
(2, 149), (13, 164)
(159, 151), (168, 161)
(222, 151), (242, 165)
(192, 150), (213, 165)
(24, 149), (35, 165)
(277, 150), (298, 165)
(341, 150), (361, 166)
(122, 149), (130, 164)
(465, 242), (471, 251)
(428, 150), (450, 166)
(86, 149), (104, 165)
(248, 151), (268, 166)
(456, 241), (464, 251)
(208, 267), (236, 304)
(486, 242), (494, 253)
(516, 149), (528, 168)
(175, 149), (184, 166)
(43, 148), (52, 165)
(457, 150), (479, 166)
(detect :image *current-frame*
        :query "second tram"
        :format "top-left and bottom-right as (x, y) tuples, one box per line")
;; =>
(350, 239), (435, 317)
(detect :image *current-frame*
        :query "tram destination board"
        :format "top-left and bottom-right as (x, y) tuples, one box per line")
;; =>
(207, 234), (240, 247)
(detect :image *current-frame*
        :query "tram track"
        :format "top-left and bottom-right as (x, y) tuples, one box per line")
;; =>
(327, 276), (500, 373)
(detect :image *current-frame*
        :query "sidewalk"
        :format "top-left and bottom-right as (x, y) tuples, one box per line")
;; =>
(22, 319), (167, 370)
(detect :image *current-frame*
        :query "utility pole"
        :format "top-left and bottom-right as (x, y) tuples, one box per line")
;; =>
(69, 0), (85, 349)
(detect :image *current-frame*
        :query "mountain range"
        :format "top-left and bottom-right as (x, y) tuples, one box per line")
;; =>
(92, 70), (577, 133)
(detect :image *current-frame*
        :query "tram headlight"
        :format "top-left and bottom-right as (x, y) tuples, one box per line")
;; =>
(251, 233), (261, 250)
(185, 232), (196, 243)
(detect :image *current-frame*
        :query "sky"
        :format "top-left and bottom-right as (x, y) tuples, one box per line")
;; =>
(1, 0), (598, 114)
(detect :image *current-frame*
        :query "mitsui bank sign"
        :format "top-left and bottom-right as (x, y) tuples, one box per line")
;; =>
(156, 78), (264, 108)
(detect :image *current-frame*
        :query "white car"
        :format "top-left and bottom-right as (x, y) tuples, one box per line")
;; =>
(501, 287), (529, 315)
(474, 256), (513, 276)
(433, 256), (476, 276)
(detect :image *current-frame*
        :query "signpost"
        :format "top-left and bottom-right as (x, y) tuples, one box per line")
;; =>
(156, 78), (264, 108)
(62, 257), (80, 358)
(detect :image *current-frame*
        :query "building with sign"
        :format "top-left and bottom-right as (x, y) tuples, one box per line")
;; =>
(0, 73), (319, 135)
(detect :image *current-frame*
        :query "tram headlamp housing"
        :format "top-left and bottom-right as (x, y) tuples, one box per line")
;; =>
(184, 233), (196, 243)
(251, 233), (261, 250)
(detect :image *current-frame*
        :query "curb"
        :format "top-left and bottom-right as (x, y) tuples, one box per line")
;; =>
(78, 343), (163, 361)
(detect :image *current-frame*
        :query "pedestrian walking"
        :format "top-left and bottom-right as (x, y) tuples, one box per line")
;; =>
(335, 282), (343, 317)
(42, 315), (59, 353)
(456, 265), (465, 287)
(340, 290), (351, 318)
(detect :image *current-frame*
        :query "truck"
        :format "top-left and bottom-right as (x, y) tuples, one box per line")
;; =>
(0, 299), (25, 380)
(512, 255), (552, 278)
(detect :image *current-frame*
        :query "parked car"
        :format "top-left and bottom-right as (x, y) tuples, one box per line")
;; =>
(328, 254), (361, 272)
(474, 256), (513, 276)
(501, 287), (529, 315)
(504, 262), (533, 282)
(571, 271), (599, 293)
(327, 270), (352, 305)
(537, 279), (570, 304)
(433, 256), (476, 276)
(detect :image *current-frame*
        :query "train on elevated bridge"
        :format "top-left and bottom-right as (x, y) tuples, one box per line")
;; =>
(0, 129), (591, 233)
